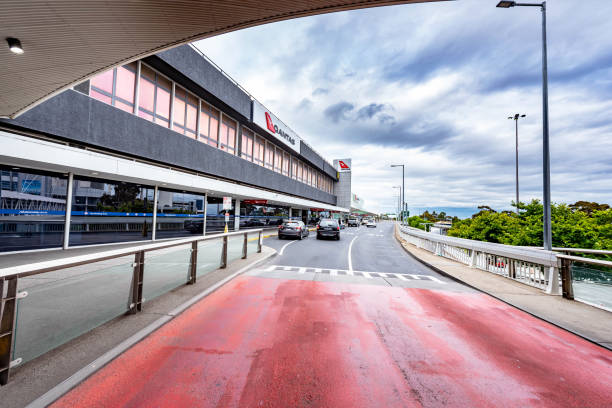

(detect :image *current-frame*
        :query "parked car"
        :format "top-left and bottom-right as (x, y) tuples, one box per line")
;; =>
(347, 218), (360, 227)
(316, 219), (340, 240)
(278, 220), (309, 240)
(366, 219), (377, 228)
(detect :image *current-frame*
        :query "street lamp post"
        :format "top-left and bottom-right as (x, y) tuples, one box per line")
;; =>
(390, 164), (405, 223)
(497, 1), (552, 250)
(508, 113), (526, 214)
(392, 185), (401, 221)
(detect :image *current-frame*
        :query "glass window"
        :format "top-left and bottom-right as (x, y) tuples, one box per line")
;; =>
(298, 161), (303, 182)
(239, 203), (288, 229)
(90, 62), (136, 113)
(155, 75), (171, 128)
(254, 136), (265, 166)
(69, 177), (154, 246)
(173, 86), (186, 129)
(91, 70), (114, 95)
(219, 117), (237, 154)
(199, 103), (219, 147)
(241, 128), (254, 161)
(185, 94), (198, 138)
(138, 64), (170, 128)
(274, 147), (282, 173)
(283, 152), (290, 176)
(0, 166), (67, 252)
(156, 189), (205, 239)
(291, 157), (298, 180)
(266, 142), (274, 170)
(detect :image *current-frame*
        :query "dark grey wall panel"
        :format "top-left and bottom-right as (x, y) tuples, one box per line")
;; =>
(155, 46), (251, 120)
(300, 142), (337, 179)
(1, 91), (336, 206)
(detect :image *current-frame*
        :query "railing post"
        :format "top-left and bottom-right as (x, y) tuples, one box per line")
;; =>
(128, 251), (145, 314)
(469, 250), (477, 267)
(545, 265), (561, 295)
(257, 231), (262, 253)
(560, 258), (574, 300)
(220, 236), (228, 268)
(188, 241), (198, 284)
(0, 277), (18, 385)
(242, 232), (248, 259)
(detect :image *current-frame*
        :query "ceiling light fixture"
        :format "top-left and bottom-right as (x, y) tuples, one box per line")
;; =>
(7, 37), (24, 54)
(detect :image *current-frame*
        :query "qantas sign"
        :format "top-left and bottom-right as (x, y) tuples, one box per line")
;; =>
(336, 158), (352, 172)
(253, 100), (301, 153)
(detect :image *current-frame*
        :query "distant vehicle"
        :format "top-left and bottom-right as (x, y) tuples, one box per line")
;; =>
(366, 220), (377, 228)
(278, 220), (309, 240)
(348, 218), (360, 227)
(316, 219), (340, 240)
(361, 218), (368, 225)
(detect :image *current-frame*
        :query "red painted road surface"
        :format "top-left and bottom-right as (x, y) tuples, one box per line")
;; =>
(52, 276), (612, 407)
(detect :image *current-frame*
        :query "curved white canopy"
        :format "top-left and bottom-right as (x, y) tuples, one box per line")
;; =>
(0, 0), (445, 118)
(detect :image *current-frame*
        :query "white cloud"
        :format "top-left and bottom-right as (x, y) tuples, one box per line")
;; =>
(195, 0), (612, 215)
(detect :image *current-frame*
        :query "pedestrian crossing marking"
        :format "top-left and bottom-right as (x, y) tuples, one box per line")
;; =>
(264, 265), (445, 284)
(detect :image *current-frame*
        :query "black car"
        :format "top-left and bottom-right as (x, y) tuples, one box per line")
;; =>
(316, 219), (340, 240)
(278, 220), (309, 240)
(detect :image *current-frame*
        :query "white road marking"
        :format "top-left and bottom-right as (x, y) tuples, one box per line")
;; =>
(279, 240), (298, 256)
(347, 235), (358, 272)
(264, 266), (445, 284)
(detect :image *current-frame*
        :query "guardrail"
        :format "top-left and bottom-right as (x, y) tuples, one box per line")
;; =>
(0, 229), (263, 385)
(397, 224), (561, 293)
(397, 224), (612, 310)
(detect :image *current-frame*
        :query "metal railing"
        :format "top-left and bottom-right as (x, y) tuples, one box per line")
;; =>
(0, 229), (263, 385)
(397, 224), (612, 310)
(397, 225), (561, 293)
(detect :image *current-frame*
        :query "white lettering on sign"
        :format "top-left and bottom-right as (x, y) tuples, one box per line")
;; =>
(337, 158), (352, 172)
(253, 100), (301, 153)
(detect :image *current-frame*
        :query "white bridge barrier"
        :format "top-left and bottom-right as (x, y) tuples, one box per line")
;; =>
(397, 225), (561, 295)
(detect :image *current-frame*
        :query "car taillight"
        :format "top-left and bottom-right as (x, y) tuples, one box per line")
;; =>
(316, 225), (320, 229)
(279, 225), (283, 229)
(337, 227), (340, 231)
(297, 227), (301, 231)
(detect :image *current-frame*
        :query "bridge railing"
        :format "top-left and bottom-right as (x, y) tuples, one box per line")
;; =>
(397, 224), (612, 311)
(0, 229), (263, 386)
(397, 225), (561, 293)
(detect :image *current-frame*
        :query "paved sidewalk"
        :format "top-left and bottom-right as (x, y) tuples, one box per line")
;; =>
(395, 228), (612, 350)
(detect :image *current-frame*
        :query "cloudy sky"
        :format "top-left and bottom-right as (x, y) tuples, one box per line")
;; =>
(196, 0), (612, 216)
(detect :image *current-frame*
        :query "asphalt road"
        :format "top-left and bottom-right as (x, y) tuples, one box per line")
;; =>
(46, 222), (612, 407)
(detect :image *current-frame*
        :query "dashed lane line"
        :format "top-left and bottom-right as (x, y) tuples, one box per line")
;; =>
(262, 265), (446, 284)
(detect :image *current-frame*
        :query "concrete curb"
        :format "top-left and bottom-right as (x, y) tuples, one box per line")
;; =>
(393, 225), (611, 352)
(27, 248), (277, 408)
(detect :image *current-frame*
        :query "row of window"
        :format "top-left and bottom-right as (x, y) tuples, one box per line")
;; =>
(89, 62), (333, 194)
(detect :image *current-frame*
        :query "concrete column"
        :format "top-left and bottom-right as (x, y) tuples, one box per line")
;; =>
(62, 172), (74, 249)
(289, 208), (293, 219)
(203, 193), (208, 236)
(151, 185), (158, 240)
(234, 199), (240, 231)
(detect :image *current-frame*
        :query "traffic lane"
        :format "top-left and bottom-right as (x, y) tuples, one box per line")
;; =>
(51, 275), (612, 408)
(271, 228), (352, 270)
(351, 222), (443, 277)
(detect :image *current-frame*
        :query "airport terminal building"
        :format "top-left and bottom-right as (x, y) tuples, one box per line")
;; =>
(0, 45), (349, 253)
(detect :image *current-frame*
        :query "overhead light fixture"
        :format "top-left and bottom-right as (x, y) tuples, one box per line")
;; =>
(6, 37), (24, 54)
(496, 1), (516, 7)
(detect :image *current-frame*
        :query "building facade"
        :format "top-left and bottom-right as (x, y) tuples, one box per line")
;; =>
(0, 45), (348, 252)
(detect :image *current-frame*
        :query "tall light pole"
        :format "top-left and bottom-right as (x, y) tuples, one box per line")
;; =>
(390, 164), (405, 223)
(393, 185), (401, 221)
(508, 113), (526, 214)
(497, 1), (552, 250)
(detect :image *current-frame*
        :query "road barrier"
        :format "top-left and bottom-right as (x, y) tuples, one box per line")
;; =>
(0, 229), (263, 385)
(397, 224), (612, 309)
